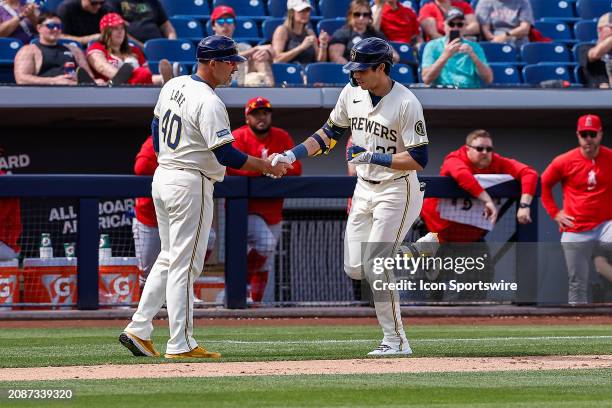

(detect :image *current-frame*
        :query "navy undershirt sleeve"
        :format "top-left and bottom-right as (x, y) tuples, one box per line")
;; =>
(212, 142), (248, 168)
(408, 144), (428, 168)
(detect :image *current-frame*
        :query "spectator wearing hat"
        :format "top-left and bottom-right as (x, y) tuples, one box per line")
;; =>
(421, 8), (492, 88)
(476, 0), (533, 46)
(418, 0), (478, 41)
(272, 0), (329, 65)
(57, 0), (110, 46)
(542, 114), (612, 304)
(13, 12), (104, 85)
(86, 12), (172, 85)
(107, 0), (176, 48)
(210, 5), (274, 86)
(0, 0), (38, 44)
(372, 0), (420, 45)
(579, 12), (612, 88)
(226, 97), (302, 303)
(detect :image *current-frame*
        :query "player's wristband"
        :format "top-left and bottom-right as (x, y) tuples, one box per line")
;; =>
(370, 153), (393, 168)
(289, 144), (308, 161)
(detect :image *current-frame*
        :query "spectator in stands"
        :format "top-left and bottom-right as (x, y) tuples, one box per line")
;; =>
(372, 0), (420, 45)
(227, 97), (302, 303)
(107, 0), (176, 49)
(13, 12), (105, 85)
(0, 0), (38, 44)
(476, 0), (533, 46)
(421, 8), (492, 88)
(0, 169), (21, 261)
(541, 114), (612, 304)
(329, 0), (399, 64)
(418, 0), (479, 41)
(580, 12), (612, 88)
(210, 5), (274, 86)
(272, 0), (329, 65)
(86, 13), (172, 85)
(57, 0), (109, 46)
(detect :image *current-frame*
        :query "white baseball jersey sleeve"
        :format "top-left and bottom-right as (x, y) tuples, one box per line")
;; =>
(154, 75), (234, 181)
(329, 82), (428, 182)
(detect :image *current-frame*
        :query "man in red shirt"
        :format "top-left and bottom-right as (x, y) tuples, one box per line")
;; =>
(541, 114), (612, 304)
(373, 0), (420, 44)
(0, 169), (21, 261)
(418, 0), (479, 41)
(227, 97), (302, 302)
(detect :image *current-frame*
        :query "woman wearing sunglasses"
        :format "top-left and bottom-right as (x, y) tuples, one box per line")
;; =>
(329, 0), (399, 64)
(0, 0), (38, 43)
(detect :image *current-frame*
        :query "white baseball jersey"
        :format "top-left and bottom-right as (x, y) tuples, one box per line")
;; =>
(154, 75), (234, 182)
(329, 82), (428, 181)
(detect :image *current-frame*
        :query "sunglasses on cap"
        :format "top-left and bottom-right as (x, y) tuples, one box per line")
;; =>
(448, 21), (464, 28)
(353, 12), (372, 18)
(44, 22), (63, 30)
(468, 145), (494, 153)
(579, 131), (598, 139)
(215, 17), (235, 26)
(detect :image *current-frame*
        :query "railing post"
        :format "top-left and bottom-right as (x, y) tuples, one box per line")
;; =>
(77, 198), (99, 310)
(515, 201), (538, 305)
(224, 197), (248, 309)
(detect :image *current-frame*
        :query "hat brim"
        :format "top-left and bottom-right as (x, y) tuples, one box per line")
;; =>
(216, 54), (248, 62)
(578, 126), (601, 132)
(292, 5), (312, 11)
(343, 61), (378, 71)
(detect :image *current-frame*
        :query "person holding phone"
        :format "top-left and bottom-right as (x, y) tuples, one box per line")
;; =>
(421, 8), (492, 88)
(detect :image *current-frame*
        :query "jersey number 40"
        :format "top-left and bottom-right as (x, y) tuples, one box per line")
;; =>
(161, 110), (182, 150)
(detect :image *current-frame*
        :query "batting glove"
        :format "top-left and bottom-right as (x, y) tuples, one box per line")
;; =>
(347, 145), (372, 165)
(271, 150), (296, 166)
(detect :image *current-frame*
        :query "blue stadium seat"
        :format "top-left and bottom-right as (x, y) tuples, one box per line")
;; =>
(574, 64), (587, 84)
(206, 18), (262, 44)
(305, 62), (348, 85)
(271, 63), (304, 85)
(390, 64), (416, 84)
(401, 0), (419, 13)
(520, 42), (571, 64)
(318, 0), (350, 18)
(42, 0), (63, 12)
(522, 63), (574, 84)
(213, 0), (266, 17)
(149, 61), (190, 75)
(576, 0), (611, 19)
(572, 41), (596, 64)
(144, 39), (195, 63)
(0, 38), (22, 84)
(170, 17), (205, 41)
(490, 63), (522, 85)
(390, 41), (418, 66)
(531, 0), (578, 21)
(574, 19), (597, 42)
(262, 17), (285, 42)
(317, 18), (346, 36)
(534, 21), (575, 43)
(160, 0), (210, 18)
(478, 42), (518, 63)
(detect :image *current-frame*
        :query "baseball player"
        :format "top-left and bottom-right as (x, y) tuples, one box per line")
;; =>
(272, 37), (429, 356)
(120, 35), (291, 359)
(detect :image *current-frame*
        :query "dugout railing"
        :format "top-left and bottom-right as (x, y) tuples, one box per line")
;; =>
(0, 175), (538, 310)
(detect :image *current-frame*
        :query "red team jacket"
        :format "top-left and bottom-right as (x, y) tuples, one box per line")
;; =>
(0, 170), (22, 252)
(541, 146), (612, 233)
(134, 136), (158, 227)
(421, 145), (538, 242)
(227, 126), (302, 225)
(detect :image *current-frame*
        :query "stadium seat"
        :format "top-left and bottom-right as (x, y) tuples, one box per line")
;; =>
(574, 19), (598, 42)
(574, 64), (587, 84)
(305, 62), (348, 86)
(42, 0), (63, 12)
(522, 63), (574, 85)
(149, 61), (190, 75)
(262, 17), (285, 42)
(318, 0), (350, 18)
(490, 63), (522, 85)
(271, 63), (304, 85)
(534, 21), (576, 43)
(390, 41), (418, 66)
(0, 38), (22, 84)
(206, 18), (262, 44)
(390, 64), (416, 84)
(478, 42), (518, 63)
(520, 42), (571, 64)
(317, 18), (346, 36)
(572, 41), (596, 65)
(170, 17), (205, 41)
(213, 0), (266, 17)
(401, 0), (419, 13)
(531, 0), (578, 21)
(160, 0), (210, 18)
(576, 0), (611, 19)
(144, 39), (195, 63)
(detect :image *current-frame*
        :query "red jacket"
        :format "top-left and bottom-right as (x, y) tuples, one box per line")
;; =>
(227, 126), (302, 225)
(421, 145), (538, 242)
(0, 170), (22, 252)
(134, 136), (158, 227)
(541, 146), (612, 233)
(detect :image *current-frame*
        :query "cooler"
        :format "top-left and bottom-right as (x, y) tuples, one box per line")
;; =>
(23, 258), (78, 309)
(194, 276), (225, 304)
(99, 257), (140, 305)
(0, 259), (20, 309)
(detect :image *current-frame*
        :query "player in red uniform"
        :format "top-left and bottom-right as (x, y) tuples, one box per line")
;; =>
(541, 114), (612, 304)
(0, 169), (21, 261)
(227, 97), (302, 302)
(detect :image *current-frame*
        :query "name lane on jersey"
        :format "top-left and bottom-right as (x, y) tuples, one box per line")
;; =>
(170, 88), (186, 108)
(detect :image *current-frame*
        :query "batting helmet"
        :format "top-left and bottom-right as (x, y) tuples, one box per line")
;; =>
(196, 35), (247, 63)
(343, 37), (394, 73)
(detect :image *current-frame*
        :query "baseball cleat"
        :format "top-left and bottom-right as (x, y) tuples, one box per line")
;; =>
(119, 331), (160, 357)
(367, 342), (413, 357)
(164, 346), (221, 359)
